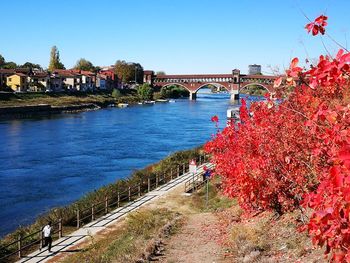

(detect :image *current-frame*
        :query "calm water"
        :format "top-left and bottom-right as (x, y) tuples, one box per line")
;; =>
(0, 91), (242, 237)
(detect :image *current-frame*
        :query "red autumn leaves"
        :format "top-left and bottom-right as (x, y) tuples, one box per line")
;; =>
(206, 14), (350, 262)
(305, 15), (328, 36)
(211, 115), (219, 123)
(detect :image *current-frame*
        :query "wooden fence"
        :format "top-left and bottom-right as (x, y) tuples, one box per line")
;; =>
(0, 155), (209, 261)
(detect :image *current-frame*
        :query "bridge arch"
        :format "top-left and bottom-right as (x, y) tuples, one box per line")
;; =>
(194, 83), (230, 93)
(161, 83), (191, 93)
(239, 83), (270, 95)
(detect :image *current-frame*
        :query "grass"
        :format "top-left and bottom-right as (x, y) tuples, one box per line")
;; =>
(61, 208), (180, 263)
(229, 215), (271, 260)
(0, 91), (141, 107)
(218, 206), (325, 262)
(189, 177), (237, 212)
(187, 177), (325, 262)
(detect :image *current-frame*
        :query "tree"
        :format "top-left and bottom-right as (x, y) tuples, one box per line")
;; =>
(114, 60), (143, 83)
(74, 58), (95, 71)
(0, 54), (5, 67)
(94, 66), (101, 73)
(137, 83), (153, 100)
(20, 62), (42, 70)
(3, 62), (17, 69)
(156, 71), (166, 75)
(160, 85), (189, 98)
(48, 46), (65, 71)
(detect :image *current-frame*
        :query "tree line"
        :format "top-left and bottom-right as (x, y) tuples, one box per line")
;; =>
(1, 46), (169, 85)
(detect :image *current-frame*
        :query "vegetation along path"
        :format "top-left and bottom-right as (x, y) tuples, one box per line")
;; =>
(16, 163), (213, 263)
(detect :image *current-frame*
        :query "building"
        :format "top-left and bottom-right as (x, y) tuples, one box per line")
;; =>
(75, 70), (96, 91)
(48, 72), (65, 92)
(143, 70), (154, 84)
(52, 70), (82, 91)
(99, 69), (118, 89)
(27, 72), (50, 92)
(1, 67), (116, 93)
(6, 73), (28, 92)
(248, 64), (262, 75)
(96, 73), (107, 90)
(0, 69), (16, 88)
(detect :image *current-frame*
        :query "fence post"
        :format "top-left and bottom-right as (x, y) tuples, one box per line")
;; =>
(138, 182), (141, 197)
(77, 209), (80, 228)
(117, 192), (120, 207)
(128, 186), (131, 201)
(18, 235), (22, 258)
(39, 230), (43, 250)
(156, 174), (159, 188)
(148, 177), (150, 192)
(105, 196), (108, 214)
(92, 204), (95, 221)
(177, 165), (180, 177)
(170, 169), (173, 180)
(59, 218), (62, 238)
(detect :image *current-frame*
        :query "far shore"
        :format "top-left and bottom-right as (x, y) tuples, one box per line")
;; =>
(0, 91), (189, 120)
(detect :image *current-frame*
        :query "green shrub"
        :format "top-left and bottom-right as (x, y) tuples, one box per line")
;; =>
(111, 88), (121, 98)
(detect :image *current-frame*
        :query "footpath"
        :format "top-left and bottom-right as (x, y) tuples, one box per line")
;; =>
(16, 163), (212, 263)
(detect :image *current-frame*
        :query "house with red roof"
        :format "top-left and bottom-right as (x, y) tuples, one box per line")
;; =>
(27, 72), (50, 92)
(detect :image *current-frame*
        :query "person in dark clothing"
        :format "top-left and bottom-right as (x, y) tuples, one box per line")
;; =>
(203, 166), (211, 181)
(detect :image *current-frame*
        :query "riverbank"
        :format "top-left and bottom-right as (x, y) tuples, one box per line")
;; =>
(0, 147), (205, 261)
(0, 91), (141, 119)
(0, 103), (101, 119)
(0, 90), (190, 119)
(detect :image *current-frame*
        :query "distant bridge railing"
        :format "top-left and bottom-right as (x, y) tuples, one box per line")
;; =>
(0, 154), (210, 262)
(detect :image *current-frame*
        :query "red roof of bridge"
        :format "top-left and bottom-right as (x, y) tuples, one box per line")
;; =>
(241, 74), (280, 79)
(155, 74), (280, 79)
(155, 74), (233, 78)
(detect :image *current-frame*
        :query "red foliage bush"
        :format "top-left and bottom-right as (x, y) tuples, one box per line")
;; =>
(205, 15), (350, 262)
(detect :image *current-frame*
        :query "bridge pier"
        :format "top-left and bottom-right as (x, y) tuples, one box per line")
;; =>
(189, 92), (197, 100)
(230, 90), (239, 101)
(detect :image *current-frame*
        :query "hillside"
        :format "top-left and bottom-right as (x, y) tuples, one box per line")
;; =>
(56, 179), (326, 263)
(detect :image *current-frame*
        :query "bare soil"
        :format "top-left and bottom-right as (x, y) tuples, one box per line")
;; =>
(156, 212), (231, 263)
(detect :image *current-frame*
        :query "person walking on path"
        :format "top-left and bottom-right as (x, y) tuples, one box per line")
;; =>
(203, 165), (212, 181)
(42, 222), (52, 252)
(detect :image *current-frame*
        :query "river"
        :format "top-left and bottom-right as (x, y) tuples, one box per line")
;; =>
(0, 91), (248, 237)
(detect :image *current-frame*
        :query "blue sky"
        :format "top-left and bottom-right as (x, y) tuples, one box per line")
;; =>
(1, 0), (349, 74)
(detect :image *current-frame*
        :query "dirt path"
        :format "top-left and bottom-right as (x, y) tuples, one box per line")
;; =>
(158, 212), (230, 263)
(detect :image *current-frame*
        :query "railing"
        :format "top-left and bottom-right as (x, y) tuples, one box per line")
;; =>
(0, 220), (62, 262)
(0, 155), (209, 262)
(184, 162), (213, 193)
(184, 171), (206, 193)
